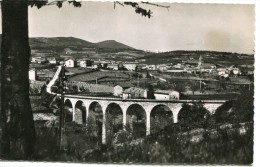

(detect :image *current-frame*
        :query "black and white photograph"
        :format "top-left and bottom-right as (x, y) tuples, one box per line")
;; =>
(0, 0), (258, 166)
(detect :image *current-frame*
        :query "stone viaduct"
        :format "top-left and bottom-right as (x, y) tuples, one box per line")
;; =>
(62, 94), (225, 144)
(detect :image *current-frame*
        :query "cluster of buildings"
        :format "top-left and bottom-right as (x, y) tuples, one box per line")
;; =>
(154, 56), (242, 78)
(66, 82), (180, 100)
(30, 51), (243, 79)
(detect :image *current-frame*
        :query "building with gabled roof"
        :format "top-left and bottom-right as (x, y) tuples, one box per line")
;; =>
(113, 82), (134, 97)
(122, 87), (147, 99)
(65, 58), (77, 68)
(154, 89), (180, 100)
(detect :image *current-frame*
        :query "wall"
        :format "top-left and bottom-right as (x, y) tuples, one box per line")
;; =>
(154, 93), (170, 100)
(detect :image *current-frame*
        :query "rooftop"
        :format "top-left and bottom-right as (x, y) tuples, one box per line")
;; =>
(155, 89), (178, 94)
(114, 82), (134, 89)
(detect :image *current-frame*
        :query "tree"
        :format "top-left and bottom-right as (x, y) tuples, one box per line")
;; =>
(147, 84), (155, 99)
(189, 81), (200, 99)
(0, 0), (82, 159)
(178, 103), (210, 129)
(1, 0), (169, 159)
(232, 86), (254, 122)
(1, 0), (35, 159)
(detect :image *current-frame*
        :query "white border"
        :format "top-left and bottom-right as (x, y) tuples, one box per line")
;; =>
(1, 0), (259, 167)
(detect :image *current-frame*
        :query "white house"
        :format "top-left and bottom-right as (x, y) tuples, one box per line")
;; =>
(148, 65), (156, 70)
(154, 90), (180, 100)
(158, 65), (167, 71)
(108, 63), (119, 70)
(78, 60), (87, 67)
(124, 63), (137, 71)
(29, 69), (37, 81)
(122, 91), (132, 99)
(65, 59), (77, 68)
(174, 63), (183, 69)
(232, 68), (240, 75)
(48, 58), (57, 64)
(31, 56), (41, 63)
(217, 68), (228, 76)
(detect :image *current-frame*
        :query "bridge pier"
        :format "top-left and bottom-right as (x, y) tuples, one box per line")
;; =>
(146, 111), (151, 136)
(173, 113), (178, 123)
(102, 110), (106, 145)
(71, 107), (74, 121)
(120, 106), (128, 130)
(168, 103), (183, 124)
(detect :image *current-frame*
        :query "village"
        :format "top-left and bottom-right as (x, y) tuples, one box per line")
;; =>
(28, 48), (253, 102)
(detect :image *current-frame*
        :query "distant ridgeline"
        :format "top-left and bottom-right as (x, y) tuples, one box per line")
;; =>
(0, 34), (253, 64)
(141, 50), (254, 65)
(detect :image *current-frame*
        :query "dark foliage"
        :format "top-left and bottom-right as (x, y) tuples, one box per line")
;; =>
(178, 103), (210, 129)
(147, 84), (155, 99)
(28, 0), (81, 9)
(214, 100), (235, 123)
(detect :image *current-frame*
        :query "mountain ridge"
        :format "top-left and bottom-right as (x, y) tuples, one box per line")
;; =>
(96, 40), (134, 50)
(0, 34), (136, 52)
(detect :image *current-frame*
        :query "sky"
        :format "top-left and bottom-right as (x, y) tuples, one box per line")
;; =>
(0, 1), (255, 54)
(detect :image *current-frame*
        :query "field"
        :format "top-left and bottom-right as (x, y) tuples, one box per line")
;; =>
(69, 70), (133, 83)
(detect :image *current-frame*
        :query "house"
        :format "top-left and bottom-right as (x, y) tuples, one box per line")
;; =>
(174, 63), (183, 69)
(29, 69), (37, 81)
(136, 64), (148, 71)
(31, 57), (47, 64)
(65, 59), (77, 68)
(122, 87), (147, 99)
(64, 48), (74, 55)
(148, 65), (156, 70)
(108, 63), (119, 70)
(124, 62), (137, 71)
(78, 60), (87, 67)
(91, 62), (100, 69)
(228, 65), (241, 75)
(217, 68), (228, 76)
(31, 56), (41, 63)
(113, 83), (134, 97)
(157, 65), (167, 71)
(100, 60), (110, 68)
(154, 90), (180, 100)
(47, 58), (57, 64)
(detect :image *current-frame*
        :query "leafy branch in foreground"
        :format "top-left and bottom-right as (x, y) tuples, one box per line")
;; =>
(27, 0), (170, 18)
(28, 0), (81, 9)
(115, 1), (170, 18)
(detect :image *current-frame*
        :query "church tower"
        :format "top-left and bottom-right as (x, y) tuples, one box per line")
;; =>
(198, 55), (203, 68)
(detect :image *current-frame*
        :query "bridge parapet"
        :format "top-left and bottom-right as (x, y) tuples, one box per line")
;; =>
(62, 94), (226, 104)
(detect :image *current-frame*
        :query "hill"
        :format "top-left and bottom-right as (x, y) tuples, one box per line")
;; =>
(0, 34), (136, 53)
(29, 37), (95, 52)
(96, 40), (134, 50)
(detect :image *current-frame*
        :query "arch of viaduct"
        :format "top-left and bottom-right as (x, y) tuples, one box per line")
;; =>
(63, 94), (225, 144)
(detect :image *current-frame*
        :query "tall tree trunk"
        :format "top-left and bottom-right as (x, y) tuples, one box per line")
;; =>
(1, 0), (35, 159)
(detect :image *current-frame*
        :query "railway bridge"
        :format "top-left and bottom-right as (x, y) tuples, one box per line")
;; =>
(63, 94), (225, 144)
